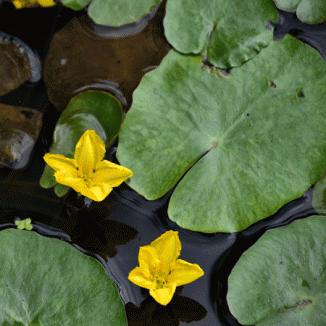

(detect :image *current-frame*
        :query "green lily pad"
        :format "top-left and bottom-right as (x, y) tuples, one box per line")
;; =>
(87, 0), (161, 26)
(312, 169), (326, 214)
(163, 0), (278, 69)
(272, 0), (326, 24)
(117, 34), (326, 233)
(40, 90), (123, 197)
(227, 216), (326, 325)
(61, 0), (91, 11)
(0, 229), (127, 325)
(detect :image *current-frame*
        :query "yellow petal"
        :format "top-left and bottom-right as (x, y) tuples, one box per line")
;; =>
(168, 259), (204, 287)
(54, 170), (83, 188)
(74, 130), (105, 175)
(44, 153), (77, 173)
(138, 246), (160, 279)
(149, 283), (177, 306)
(150, 231), (181, 273)
(92, 160), (133, 186)
(12, 1), (23, 8)
(38, 0), (56, 6)
(56, 174), (107, 202)
(12, 0), (37, 8)
(87, 184), (114, 201)
(128, 267), (154, 290)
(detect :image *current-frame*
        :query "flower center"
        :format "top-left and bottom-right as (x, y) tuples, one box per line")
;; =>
(155, 276), (167, 289)
(77, 167), (96, 186)
(153, 268), (172, 289)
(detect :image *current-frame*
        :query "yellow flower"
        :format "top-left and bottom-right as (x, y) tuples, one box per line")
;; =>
(128, 231), (204, 306)
(15, 218), (33, 230)
(43, 130), (133, 202)
(12, 0), (56, 8)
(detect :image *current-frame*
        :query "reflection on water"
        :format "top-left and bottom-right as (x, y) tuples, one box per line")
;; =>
(44, 2), (170, 112)
(126, 286), (208, 325)
(57, 191), (138, 259)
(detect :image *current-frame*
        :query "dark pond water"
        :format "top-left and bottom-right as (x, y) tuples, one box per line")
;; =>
(0, 2), (325, 325)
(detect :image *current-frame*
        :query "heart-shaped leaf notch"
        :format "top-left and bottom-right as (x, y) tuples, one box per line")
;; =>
(117, 34), (326, 233)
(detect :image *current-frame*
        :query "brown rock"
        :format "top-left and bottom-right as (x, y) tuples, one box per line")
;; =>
(0, 103), (42, 169)
(0, 34), (31, 96)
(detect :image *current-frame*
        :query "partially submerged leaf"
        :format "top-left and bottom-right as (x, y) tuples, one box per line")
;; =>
(227, 216), (326, 325)
(117, 35), (326, 233)
(0, 229), (127, 325)
(88, 0), (161, 26)
(273, 0), (326, 24)
(40, 90), (123, 197)
(164, 0), (278, 68)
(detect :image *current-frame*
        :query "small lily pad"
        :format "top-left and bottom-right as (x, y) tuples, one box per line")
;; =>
(61, 0), (91, 11)
(0, 229), (127, 325)
(40, 90), (123, 196)
(164, 0), (278, 68)
(117, 34), (326, 233)
(272, 0), (326, 24)
(312, 169), (326, 214)
(87, 0), (161, 26)
(15, 218), (33, 230)
(227, 216), (326, 325)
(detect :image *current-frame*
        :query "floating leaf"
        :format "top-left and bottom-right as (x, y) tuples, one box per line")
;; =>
(117, 35), (326, 233)
(227, 216), (326, 325)
(61, 0), (91, 11)
(88, 0), (161, 26)
(40, 90), (123, 197)
(312, 169), (326, 214)
(163, 0), (278, 68)
(15, 218), (33, 230)
(272, 0), (326, 24)
(0, 229), (127, 325)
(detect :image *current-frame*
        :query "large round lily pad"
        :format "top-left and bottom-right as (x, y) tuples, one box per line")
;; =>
(273, 0), (326, 24)
(163, 0), (278, 68)
(117, 34), (326, 233)
(227, 216), (326, 325)
(0, 229), (127, 325)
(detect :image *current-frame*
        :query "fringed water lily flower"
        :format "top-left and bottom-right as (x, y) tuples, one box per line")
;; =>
(15, 218), (33, 230)
(12, 0), (56, 8)
(43, 129), (133, 202)
(128, 230), (204, 306)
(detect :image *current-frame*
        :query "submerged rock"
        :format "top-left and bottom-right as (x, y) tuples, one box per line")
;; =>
(0, 103), (42, 169)
(0, 32), (41, 97)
